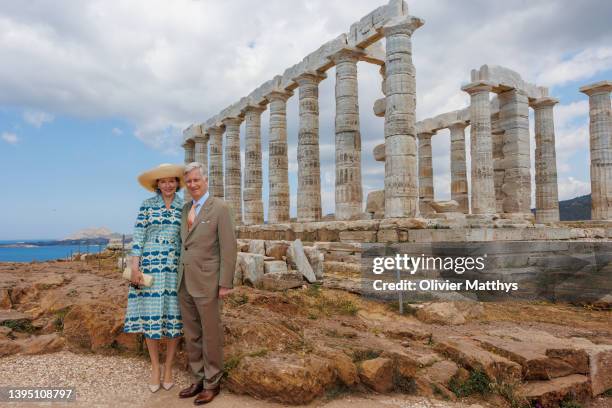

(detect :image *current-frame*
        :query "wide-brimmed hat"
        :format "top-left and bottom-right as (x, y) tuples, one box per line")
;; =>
(137, 163), (185, 192)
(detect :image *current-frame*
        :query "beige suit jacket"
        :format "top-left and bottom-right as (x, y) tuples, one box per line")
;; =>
(177, 195), (237, 298)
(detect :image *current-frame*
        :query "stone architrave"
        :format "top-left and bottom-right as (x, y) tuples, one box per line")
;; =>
(580, 81), (612, 220)
(417, 131), (435, 214)
(207, 125), (224, 198)
(182, 140), (195, 203)
(448, 121), (469, 213)
(531, 97), (560, 223)
(222, 117), (244, 224)
(382, 15), (424, 218)
(329, 48), (364, 220)
(294, 71), (327, 222)
(243, 104), (266, 225)
(462, 81), (497, 214)
(265, 91), (293, 224)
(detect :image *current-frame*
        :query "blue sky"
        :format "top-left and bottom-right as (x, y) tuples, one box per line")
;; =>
(0, 0), (611, 240)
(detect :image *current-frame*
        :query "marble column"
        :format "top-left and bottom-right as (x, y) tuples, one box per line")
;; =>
(294, 71), (326, 222)
(448, 122), (469, 213)
(580, 81), (612, 220)
(462, 81), (496, 214)
(243, 104), (266, 225)
(207, 126), (224, 198)
(193, 134), (209, 177)
(382, 16), (423, 218)
(182, 140), (195, 203)
(417, 131), (435, 214)
(265, 91), (293, 224)
(330, 48), (363, 220)
(222, 117), (244, 224)
(531, 97), (560, 223)
(498, 89), (531, 214)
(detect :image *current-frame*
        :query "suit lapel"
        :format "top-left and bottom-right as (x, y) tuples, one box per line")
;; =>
(185, 195), (214, 241)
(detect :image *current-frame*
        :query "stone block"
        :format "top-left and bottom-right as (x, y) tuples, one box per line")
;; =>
(237, 252), (265, 286)
(290, 239), (317, 283)
(264, 260), (288, 274)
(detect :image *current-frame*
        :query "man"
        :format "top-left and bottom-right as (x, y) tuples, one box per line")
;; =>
(177, 161), (237, 405)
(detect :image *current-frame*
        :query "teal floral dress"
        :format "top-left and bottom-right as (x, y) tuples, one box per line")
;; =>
(123, 194), (183, 339)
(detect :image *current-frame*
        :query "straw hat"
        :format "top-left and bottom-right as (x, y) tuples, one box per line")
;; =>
(137, 163), (185, 192)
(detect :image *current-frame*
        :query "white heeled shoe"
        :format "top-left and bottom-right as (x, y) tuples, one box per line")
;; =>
(149, 365), (161, 393)
(162, 364), (174, 390)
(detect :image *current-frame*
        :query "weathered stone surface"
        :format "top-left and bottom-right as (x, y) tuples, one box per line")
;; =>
(366, 190), (385, 217)
(20, 333), (65, 355)
(290, 239), (317, 283)
(416, 360), (459, 400)
(207, 126), (224, 199)
(266, 91), (292, 223)
(315, 347), (359, 387)
(63, 302), (123, 351)
(373, 143), (385, 161)
(226, 353), (336, 404)
(264, 260), (288, 274)
(237, 252), (265, 286)
(359, 357), (394, 393)
(265, 240), (290, 261)
(435, 337), (522, 383)
(303, 246), (324, 279)
(0, 339), (21, 356)
(0, 289), (12, 309)
(222, 117), (243, 224)
(0, 309), (30, 325)
(430, 200), (460, 214)
(518, 374), (591, 408)
(259, 272), (304, 291)
(373, 98), (386, 117)
(248, 239), (265, 255)
(416, 302), (484, 326)
(243, 106), (265, 225)
(233, 261), (243, 286)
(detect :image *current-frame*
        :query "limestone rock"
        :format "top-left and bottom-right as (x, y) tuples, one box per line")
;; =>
(373, 97), (386, 117)
(237, 239), (250, 252)
(303, 246), (324, 279)
(0, 326), (12, 339)
(415, 301), (484, 325)
(265, 240), (290, 260)
(373, 143), (385, 162)
(63, 302), (123, 351)
(430, 200), (460, 213)
(366, 190), (385, 215)
(237, 252), (265, 286)
(34, 275), (66, 290)
(359, 357), (394, 393)
(416, 360), (459, 400)
(290, 240), (317, 283)
(248, 239), (265, 255)
(0, 339), (22, 356)
(264, 261), (288, 274)
(0, 288), (11, 309)
(233, 261), (243, 286)
(518, 374), (591, 408)
(20, 333), (65, 355)
(260, 272), (304, 291)
(315, 347), (359, 387)
(0, 309), (31, 325)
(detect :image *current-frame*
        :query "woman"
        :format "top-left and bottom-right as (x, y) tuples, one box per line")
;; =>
(123, 163), (185, 393)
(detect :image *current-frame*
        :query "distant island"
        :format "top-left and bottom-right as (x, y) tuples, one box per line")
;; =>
(0, 227), (132, 248)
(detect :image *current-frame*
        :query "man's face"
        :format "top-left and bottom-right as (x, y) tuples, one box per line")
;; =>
(185, 169), (208, 200)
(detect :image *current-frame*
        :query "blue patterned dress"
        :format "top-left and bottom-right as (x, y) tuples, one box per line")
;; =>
(123, 194), (183, 339)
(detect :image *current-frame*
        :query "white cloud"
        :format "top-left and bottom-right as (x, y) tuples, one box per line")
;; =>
(111, 127), (123, 136)
(1, 132), (19, 144)
(558, 177), (590, 201)
(22, 110), (54, 128)
(538, 46), (612, 87)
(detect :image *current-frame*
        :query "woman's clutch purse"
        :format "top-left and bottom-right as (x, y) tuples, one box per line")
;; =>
(122, 267), (154, 287)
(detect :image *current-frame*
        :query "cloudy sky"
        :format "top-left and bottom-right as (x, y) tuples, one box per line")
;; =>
(1, 0), (611, 239)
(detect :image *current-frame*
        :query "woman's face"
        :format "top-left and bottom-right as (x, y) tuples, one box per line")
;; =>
(157, 177), (178, 197)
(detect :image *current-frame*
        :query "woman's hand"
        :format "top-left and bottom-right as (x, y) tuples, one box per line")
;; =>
(130, 267), (144, 286)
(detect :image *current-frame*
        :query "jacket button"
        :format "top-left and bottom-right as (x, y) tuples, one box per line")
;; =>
(185, 247), (188, 251)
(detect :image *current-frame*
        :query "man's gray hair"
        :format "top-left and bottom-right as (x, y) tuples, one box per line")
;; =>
(184, 162), (207, 178)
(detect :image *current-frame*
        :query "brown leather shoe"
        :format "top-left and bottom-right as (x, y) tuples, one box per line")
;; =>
(193, 386), (220, 405)
(178, 382), (203, 399)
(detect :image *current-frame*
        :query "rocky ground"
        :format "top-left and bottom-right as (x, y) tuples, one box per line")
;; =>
(0, 255), (611, 408)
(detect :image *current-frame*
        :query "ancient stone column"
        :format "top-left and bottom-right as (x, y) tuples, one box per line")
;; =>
(207, 126), (224, 198)
(580, 81), (612, 220)
(531, 97), (560, 223)
(462, 81), (496, 214)
(498, 89), (531, 214)
(417, 131), (435, 214)
(448, 122), (469, 213)
(330, 49), (363, 220)
(182, 140), (195, 203)
(222, 117), (244, 224)
(382, 16), (423, 218)
(265, 91), (293, 224)
(294, 71), (326, 222)
(193, 134), (209, 177)
(242, 104), (266, 225)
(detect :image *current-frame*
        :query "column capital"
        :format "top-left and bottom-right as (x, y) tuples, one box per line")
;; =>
(448, 120), (469, 131)
(327, 47), (364, 64)
(221, 116), (244, 127)
(204, 125), (224, 135)
(417, 130), (435, 140)
(579, 80), (612, 96)
(382, 15), (424, 37)
(264, 90), (294, 103)
(181, 139), (194, 149)
(461, 80), (495, 94)
(293, 71), (327, 86)
(241, 104), (266, 115)
(530, 97), (559, 109)
(193, 134), (209, 143)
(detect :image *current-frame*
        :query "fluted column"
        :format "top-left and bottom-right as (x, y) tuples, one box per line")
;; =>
(580, 81), (612, 220)
(182, 140), (195, 203)
(462, 81), (496, 214)
(222, 117), (244, 224)
(207, 126), (224, 198)
(243, 104), (266, 225)
(193, 135), (209, 177)
(531, 97), (560, 223)
(330, 48), (363, 220)
(265, 91), (293, 224)
(294, 71), (326, 222)
(382, 16), (423, 218)
(448, 122), (469, 213)
(417, 131), (435, 214)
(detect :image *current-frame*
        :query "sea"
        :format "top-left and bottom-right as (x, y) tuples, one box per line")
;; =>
(0, 240), (107, 263)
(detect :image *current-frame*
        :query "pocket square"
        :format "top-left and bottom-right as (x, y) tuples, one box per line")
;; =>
(200, 220), (210, 224)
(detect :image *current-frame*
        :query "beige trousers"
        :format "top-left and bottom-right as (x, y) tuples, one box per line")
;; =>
(178, 280), (224, 388)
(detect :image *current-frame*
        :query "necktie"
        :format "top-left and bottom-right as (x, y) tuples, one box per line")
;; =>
(188, 204), (197, 231)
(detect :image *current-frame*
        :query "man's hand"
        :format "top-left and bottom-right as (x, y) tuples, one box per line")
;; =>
(218, 287), (233, 299)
